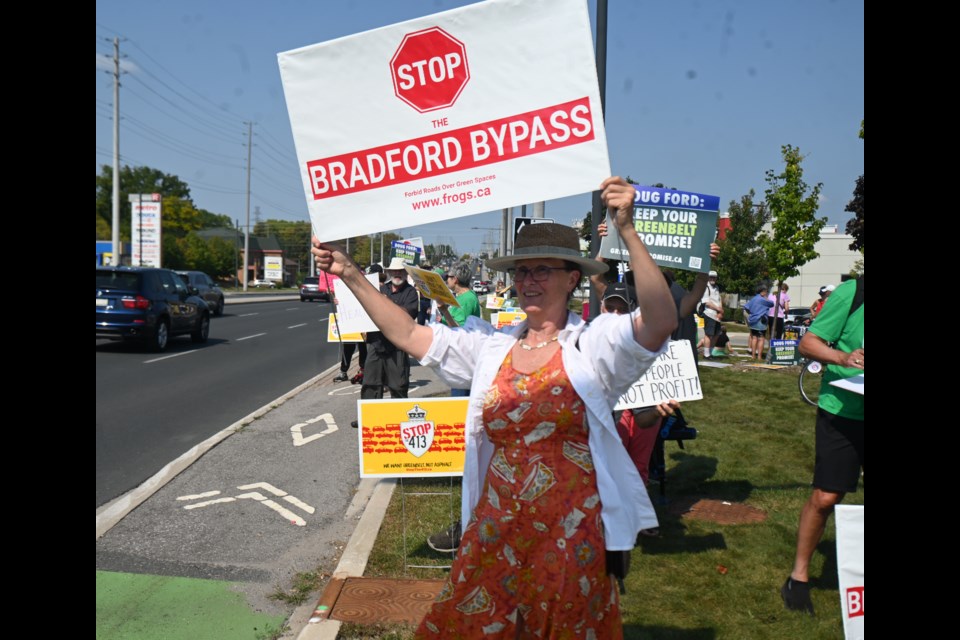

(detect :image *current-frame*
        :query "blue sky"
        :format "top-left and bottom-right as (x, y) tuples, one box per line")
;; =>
(96, 0), (863, 256)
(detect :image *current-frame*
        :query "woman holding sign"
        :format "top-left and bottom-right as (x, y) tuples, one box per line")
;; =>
(313, 177), (676, 639)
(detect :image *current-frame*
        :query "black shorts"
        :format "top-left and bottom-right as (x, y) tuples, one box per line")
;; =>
(749, 328), (766, 337)
(813, 408), (864, 493)
(704, 317), (722, 336)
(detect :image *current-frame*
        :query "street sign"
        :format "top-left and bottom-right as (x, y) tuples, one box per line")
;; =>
(390, 26), (470, 113)
(514, 216), (554, 241)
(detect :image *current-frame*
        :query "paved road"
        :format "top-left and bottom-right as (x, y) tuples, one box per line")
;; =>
(96, 300), (339, 507)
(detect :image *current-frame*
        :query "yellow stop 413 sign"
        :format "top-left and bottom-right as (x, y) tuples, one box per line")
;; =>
(357, 398), (468, 478)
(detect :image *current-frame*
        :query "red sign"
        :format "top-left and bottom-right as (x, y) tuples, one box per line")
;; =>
(390, 27), (470, 113)
(845, 586), (864, 618)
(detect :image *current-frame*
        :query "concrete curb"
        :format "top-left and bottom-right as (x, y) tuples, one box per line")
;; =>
(294, 478), (398, 640)
(95, 364), (341, 539)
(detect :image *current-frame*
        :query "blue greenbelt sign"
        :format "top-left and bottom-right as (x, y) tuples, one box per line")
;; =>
(769, 339), (801, 365)
(599, 185), (720, 273)
(390, 240), (421, 265)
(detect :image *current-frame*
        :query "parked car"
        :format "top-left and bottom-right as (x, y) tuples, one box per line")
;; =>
(96, 267), (210, 351)
(175, 270), (224, 316)
(300, 275), (332, 302)
(472, 280), (488, 294)
(785, 306), (812, 324)
(250, 278), (276, 288)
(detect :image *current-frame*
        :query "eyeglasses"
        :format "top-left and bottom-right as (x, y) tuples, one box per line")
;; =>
(509, 266), (569, 282)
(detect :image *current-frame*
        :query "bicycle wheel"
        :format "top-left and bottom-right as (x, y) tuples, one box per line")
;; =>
(798, 360), (822, 407)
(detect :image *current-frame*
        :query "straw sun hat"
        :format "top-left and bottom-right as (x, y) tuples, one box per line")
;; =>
(484, 223), (606, 276)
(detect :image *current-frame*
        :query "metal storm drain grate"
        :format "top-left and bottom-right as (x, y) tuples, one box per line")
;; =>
(669, 498), (767, 524)
(316, 577), (444, 625)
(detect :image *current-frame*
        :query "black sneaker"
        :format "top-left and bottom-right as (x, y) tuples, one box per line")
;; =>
(427, 520), (462, 553)
(781, 577), (814, 615)
(333, 372), (349, 382)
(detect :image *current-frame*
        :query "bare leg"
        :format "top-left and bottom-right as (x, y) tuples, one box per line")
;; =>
(791, 488), (845, 582)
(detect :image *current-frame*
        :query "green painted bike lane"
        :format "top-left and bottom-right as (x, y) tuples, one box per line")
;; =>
(96, 571), (287, 640)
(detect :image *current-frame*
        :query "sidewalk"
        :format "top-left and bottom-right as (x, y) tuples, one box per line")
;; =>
(96, 358), (453, 640)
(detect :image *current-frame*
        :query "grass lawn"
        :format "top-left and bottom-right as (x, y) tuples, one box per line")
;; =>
(356, 360), (862, 639)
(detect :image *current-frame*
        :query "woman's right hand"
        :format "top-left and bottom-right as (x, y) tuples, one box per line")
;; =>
(311, 237), (353, 278)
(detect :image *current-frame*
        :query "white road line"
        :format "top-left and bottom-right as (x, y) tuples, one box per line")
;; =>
(319, 317), (329, 323)
(183, 497), (236, 510)
(283, 495), (316, 514)
(236, 333), (267, 341)
(177, 491), (221, 501)
(144, 349), (200, 364)
(288, 323), (308, 329)
(239, 312), (259, 317)
(286, 307), (299, 311)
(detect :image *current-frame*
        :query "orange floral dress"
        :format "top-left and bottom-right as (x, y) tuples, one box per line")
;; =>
(416, 348), (621, 639)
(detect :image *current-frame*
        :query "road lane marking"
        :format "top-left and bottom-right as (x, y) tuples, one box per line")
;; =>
(288, 323), (308, 329)
(290, 413), (339, 447)
(177, 482), (316, 526)
(144, 349), (200, 364)
(236, 333), (267, 341)
(239, 312), (259, 317)
(286, 307), (299, 311)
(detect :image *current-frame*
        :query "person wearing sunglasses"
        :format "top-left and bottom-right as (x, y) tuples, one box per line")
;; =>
(312, 177), (676, 639)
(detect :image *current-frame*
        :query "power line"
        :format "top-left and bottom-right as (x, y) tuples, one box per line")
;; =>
(124, 37), (248, 126)
(126, 74), (243, 139)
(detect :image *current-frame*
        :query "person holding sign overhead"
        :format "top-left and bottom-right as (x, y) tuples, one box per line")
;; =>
(313, 177), (675, 639)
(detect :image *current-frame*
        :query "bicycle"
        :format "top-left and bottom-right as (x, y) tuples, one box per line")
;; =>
(798, 358), (822, 406)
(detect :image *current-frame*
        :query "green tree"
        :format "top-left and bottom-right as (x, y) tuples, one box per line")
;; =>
(254, 219), (313, 278)
(717, 190), (770, 295)
(759, 144), (827, 325)
(96, 164), (193, 242)
(844, 175), (864, 252)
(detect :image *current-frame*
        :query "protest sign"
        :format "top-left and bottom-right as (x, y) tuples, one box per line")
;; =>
(333, 274), (381, 333)
(279, 0), (610, 242)
(358, 398), (468, 478)
(769, 339), (801, 366)
(390, 240), (422, 265)
(486, 296), (511, 310)
(835, 505), (864, 640)
(404, 265), (459, 306)
(599, 185), (720, 273)
(327, 313), (364, 342)
(496, 310), (526, 328)
(614, 340), (703, 410)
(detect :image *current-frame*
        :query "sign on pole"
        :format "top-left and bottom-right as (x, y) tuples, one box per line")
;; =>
(404, 265), (459, 306)
(333, 274), (381, 333)
(129, 193), (162, 268)
(390, 240), (422, 265)
(599, 185), (720, 273)
(279, 0), (610, 242)
(514, 216), (555, 242)
(359, 398), (468, 478)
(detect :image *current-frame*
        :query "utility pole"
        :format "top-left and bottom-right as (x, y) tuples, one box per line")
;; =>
(589, 0), (608, 320)
(243, 121), (253, 291)
(111, 38), (121, 265)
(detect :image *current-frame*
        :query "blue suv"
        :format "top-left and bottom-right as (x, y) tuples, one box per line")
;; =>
(96, 267), (211, 351)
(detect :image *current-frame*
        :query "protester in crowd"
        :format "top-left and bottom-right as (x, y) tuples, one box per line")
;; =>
(700, 270), (723, 358)
(809, 284), (835, 321)
(697, 323), (734, 357)
(313, 177), (676, 638)
(768, 283), (791, 339)
(745, 285), (775, 361)
(416, 261), (434, 325)
(593, 220), (720, 367)
(436, 263), (481, 397)
(332, 299), (367, 383)
(782, 277), (863, 615)
(347, 259), (418, 428)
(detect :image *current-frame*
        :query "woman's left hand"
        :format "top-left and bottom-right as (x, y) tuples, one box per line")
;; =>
(599, 177), (637, 233)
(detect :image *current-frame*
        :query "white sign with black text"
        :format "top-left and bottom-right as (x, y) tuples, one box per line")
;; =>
(614, 340), (703, 410)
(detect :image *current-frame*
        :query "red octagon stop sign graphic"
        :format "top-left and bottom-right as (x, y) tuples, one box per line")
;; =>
(390, 27), (470, 113)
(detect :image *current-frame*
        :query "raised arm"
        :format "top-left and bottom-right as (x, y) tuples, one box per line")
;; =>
(600, 177), (678, 350)
(312, 238), (434, 361)
(679, 243), (720, 316)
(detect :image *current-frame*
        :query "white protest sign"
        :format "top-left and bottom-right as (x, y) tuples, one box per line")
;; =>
(334, 274), (381, 333)
(836, 505), (864, 640)
(279, 0), (610, 242)
(614, 340), (703, 410)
